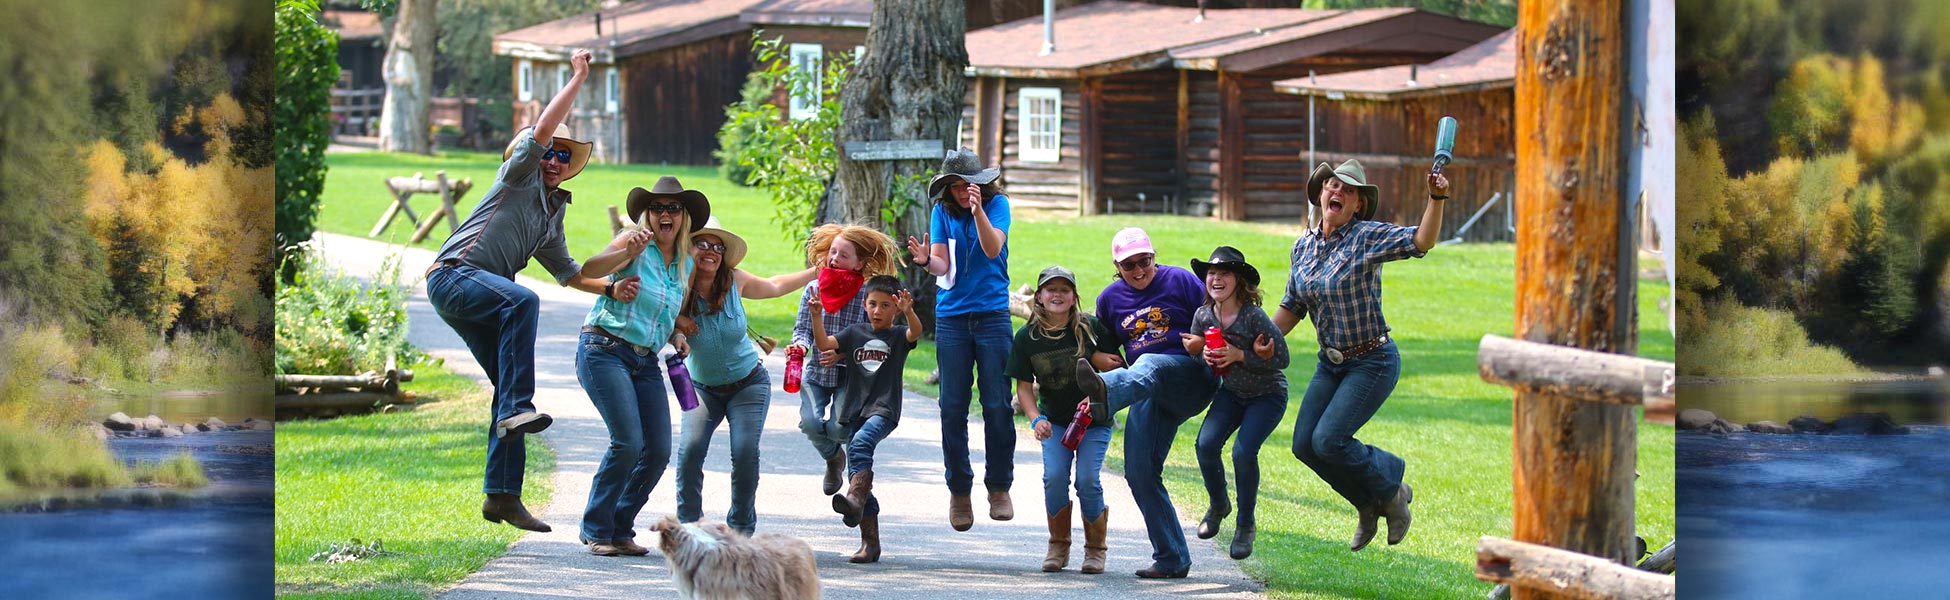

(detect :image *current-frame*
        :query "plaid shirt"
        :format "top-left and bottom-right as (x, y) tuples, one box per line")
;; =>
(791, 280), (869, 388)
(1279, 219), (1425, 350)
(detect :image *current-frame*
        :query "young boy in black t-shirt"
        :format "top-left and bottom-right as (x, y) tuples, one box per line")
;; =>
(807, 275), (923, 564)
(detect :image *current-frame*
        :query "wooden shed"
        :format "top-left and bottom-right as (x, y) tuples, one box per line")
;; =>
(956, 0), (1502, 220)
(492, 0), (871, 166)
(322, 9), (386, 137)
(1273, 29), (1516, 240)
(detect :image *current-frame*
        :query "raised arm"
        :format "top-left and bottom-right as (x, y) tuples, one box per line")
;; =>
(532, 50), (591, 144)
(899, 290), (924, 343)
(579, 228), (649, 279)
(1412, 170), (1450, 252)
(968, 186), (1008, 259)
(734, 267), (817, 300)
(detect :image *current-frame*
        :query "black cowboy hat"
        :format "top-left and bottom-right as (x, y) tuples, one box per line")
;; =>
(627, 176), (711, 231)
(1190, 246), (1260, 288)
(927, 147), (1002, 202)
(1307, 159), (1381, 222)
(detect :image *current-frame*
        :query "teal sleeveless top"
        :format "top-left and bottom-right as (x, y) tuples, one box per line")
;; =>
(584, 243), (691, 349)
(684, 278), (763, 387)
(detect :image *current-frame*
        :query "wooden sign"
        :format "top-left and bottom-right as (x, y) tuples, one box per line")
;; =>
(843, 139), (942, 161)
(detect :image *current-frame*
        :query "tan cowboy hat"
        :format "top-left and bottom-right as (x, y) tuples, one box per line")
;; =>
(928, 146), (1002, 203)
(627, 176), (711, 230)
(692, 216), (748, 270)
(1307, 159), (1381, 221)
(505, 126), (593, 182)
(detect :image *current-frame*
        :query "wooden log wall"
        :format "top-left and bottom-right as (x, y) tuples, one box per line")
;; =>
(623, 33), (752, 166)
(1306, 87), (1518, 241)
(1095, 69), (1182, 214)
(991, 77), (1084, 211)
(1226, 56), (1437, 221)
(759, 25), (871, 111)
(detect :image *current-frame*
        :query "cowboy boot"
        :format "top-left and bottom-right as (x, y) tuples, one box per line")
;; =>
(1382, 483), (1413, 545)
(615, 538), (652, 556)
(1075, 359), (1106, 407)
(822, 451), (846, 496)
(495, 411), (553, 439)
(1196, 499), (1231, 540)
(988, 489), (1015, 521)
(1351, 502), (1380, 552)
(949, 494), (974, 531)
(1230, 523), (1256, 560)
(832, 469), (873, 528)
(481, 493), (551, 532)
(850, 513), (881, 563)
(1081, 508), (1108, 574)
(1042, 504), (1073, 572)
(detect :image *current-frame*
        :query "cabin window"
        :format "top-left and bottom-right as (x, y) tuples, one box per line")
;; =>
(1018, 87), (1061, 163)
(517, 60), (533, 102)
(606, 68), (620, 113)
(789, 43), (823, 120)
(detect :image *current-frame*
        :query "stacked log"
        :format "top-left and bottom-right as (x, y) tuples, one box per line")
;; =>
(275, 355), (417, 420)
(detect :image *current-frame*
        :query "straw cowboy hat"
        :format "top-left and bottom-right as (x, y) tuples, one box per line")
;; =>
(627, 176), (711, 231)
(505, 126), (593, 182)
(928, 146), (1002, 203)
(1190, 246), (1260, 288)
(1307, 159), (1382, 221)
(692, 216), (748, 269)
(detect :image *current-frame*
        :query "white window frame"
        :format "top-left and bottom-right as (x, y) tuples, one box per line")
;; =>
(517, 59), (533, 101)
(1017, 87), (1062, 163)
(606, 68), (620, 113)
(788, 43), (823, 121)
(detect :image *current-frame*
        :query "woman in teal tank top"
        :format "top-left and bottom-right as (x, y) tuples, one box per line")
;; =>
(672, 217), (817, 536)
(570, 179), (706, 556)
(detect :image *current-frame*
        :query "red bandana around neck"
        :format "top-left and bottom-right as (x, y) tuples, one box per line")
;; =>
(817, 267), (865, 313)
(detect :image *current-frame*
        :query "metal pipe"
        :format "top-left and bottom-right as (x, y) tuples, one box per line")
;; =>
(1040, 0), (1055, 56)
(1307, 69), (1316, 226)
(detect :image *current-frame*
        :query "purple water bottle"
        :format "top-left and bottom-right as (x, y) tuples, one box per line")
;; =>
(667, 354), (699, 411)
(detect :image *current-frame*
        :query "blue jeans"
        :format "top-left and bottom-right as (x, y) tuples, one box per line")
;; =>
(1099, 352), (1218, 571)
(574, 332), (672, 544)
(1292, 342), (1404, 510)
(676, 369), (772, 535)
(1195, 388), (1288, 528)
(935, 310), (1016, 496)
(1041, 425), (1112, 520)
(798, 381), (847, 460)
(426, 265), (540, 496)
(845, 415), (896, 517)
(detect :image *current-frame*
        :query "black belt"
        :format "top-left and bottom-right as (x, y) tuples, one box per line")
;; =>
(1324, 334), (1390, 365)
(700, 364), (766, 395)
(425, 258), (463, 277)
(581, 325), (657, 357)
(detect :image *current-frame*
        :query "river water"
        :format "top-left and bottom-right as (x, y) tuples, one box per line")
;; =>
(0, 392), (272, 599)
(1680, 379), (1950, 597)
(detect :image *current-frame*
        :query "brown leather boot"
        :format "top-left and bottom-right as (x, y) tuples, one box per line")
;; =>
(481, 493), (551, 532)
(1080, 508), (1108, 574)
(850, 513), (881, 563)
(822, 451), (846, 496)
(1382, 483), (1413, 545)
(832, 469), (873, 528)
(988, 489), (1015, 521)
(1075, 359), (1105, 406)
(1042, 504), (1073, 572)
(615, 538), (651, 556)
(949, 494), (974, 531)
(1351, 503), (1380, 552)
(495, 411), (553, 439)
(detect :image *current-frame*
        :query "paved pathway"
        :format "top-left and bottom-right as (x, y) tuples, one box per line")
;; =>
(314, 232), (1264, 599)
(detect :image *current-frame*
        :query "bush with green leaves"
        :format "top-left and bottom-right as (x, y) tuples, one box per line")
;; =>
(714, 33), (851, 245)
(274, 245), (424, 375)
(274, 0), (339, 279)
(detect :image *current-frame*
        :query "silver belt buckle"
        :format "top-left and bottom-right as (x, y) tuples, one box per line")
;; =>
(1325, 347), (1345, 364)
(633, 344), (650, 357)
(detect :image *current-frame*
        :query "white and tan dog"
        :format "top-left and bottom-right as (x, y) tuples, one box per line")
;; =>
(651, 516), (820, 600)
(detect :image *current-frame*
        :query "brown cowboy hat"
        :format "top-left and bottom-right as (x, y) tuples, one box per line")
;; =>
(627, 176), (710, 231)
(505, 126), (593, 182)
(928, 146), (1002, 203)
(1307, 159), (1381, 221)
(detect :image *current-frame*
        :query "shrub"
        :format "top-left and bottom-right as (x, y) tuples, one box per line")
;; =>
(713, 32), (851, 245)
(1681, 300), (1862, 376)
(274, 245), (424, 375)
(0, 424), (129, 491)
(130, 450), (208, 488)
(274, 0), (339, 279)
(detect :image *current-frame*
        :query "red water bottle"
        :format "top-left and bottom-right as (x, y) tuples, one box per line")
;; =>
(1204, 326), (1230, 376)
(667, 355), (699, 411)
(784, 345), (806, 393)
(1061, 400), (1093, 451)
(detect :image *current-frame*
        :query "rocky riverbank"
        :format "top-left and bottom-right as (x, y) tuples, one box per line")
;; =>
(1678, 408), (1912, 435)
(93, 412), (273, 441)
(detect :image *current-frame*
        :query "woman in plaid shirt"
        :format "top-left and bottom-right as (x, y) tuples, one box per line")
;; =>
(1271, 159), (1447, 552)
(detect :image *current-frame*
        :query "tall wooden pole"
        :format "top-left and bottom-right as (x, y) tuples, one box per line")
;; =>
(1511, 1), (1637, 598)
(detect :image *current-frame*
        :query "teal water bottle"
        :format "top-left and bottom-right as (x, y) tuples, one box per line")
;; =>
(1433, 116), (1458, 174)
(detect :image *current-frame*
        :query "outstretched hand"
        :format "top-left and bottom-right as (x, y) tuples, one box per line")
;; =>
(896, 289), (914, 313)
(905, 234), (932, 265)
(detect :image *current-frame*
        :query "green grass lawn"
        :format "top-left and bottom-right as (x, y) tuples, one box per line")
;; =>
(315, 150), (1673, 599)
(274, 362), (554, 600)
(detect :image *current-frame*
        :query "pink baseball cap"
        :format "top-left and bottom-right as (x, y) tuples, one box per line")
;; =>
(1111, 227), (1155, 262)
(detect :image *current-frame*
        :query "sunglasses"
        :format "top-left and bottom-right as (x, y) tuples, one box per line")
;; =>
(1117, 255), (1154, 272)
(542, 148), (575, 164)
(693, 239), (727, 254)
(645, 202), (685, 215)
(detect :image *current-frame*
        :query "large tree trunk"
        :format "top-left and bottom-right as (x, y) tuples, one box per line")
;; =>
(825, 0), (968, 328)
(378, 0), (436, 154)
